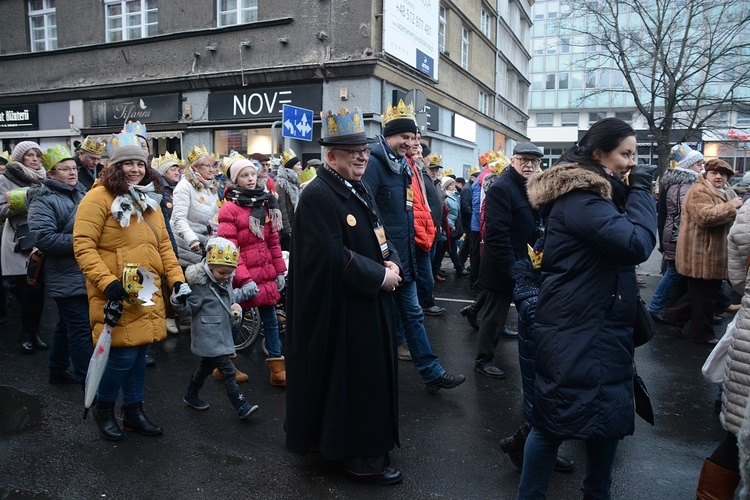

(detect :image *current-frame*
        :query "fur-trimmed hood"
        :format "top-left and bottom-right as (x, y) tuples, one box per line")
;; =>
(527, 163), (611, 209)
(660, 167), (699, 190)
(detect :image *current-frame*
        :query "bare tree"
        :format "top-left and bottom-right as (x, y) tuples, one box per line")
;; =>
(560, 0), (750, 174)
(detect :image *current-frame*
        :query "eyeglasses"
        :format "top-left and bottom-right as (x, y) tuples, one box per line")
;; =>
(334, 147), (372, 158)
(52, 167), (77, 173)
(514, 156), (542, 166)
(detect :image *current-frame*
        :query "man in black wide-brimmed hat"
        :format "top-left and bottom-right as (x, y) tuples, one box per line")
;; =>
(285, 107), (404, 485)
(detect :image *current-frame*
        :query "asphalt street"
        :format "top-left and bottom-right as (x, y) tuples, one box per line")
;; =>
(0, 248), (730, 499)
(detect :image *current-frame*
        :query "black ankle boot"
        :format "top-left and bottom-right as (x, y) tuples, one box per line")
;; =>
(92, 400), (123, 441)
(32, 333), (48, 350)
(18, 332), (34, 354)
(121, 402), (162, 436)
(499, 422), (530, 471)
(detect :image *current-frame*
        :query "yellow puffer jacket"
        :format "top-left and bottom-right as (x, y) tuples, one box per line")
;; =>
(73, 184), (184, 347)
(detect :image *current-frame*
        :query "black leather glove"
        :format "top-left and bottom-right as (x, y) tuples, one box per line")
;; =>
(104, 280), (130, 301)
(628, 164), (657, 192)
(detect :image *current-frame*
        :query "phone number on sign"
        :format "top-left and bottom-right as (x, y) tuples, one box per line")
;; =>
(395, 4), (432, 36)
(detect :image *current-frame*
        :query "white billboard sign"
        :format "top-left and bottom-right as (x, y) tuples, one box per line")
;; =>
(383, 0), (440, 80)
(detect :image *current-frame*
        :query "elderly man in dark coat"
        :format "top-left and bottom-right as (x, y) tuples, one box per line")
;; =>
(285, 108), (403, 485)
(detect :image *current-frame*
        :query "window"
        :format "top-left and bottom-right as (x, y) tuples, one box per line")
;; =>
(478, 91), (489, 115)
(547, 0), (559, 18)
(559, 36), (570, 54)
(545, 73), (556, 90)
(533, 39), (545, 55)
(461, 27), (470, 70)
(105, 0), (158, 42)
(585, 70), (597, 88)
(28, 0), (57, 52)
(558, 72), (569, 89)
(218, 0), (258, 26)
(615, 111), (632, 123)
(537, 113), (554, 126)
(532, 74), (544, 91)
(480, 8), (491, 38)
(737, 112), (750, 126)
(589, 111), (607, 125)
(439, 6), (446, 53)
(561, 112), (579, 126)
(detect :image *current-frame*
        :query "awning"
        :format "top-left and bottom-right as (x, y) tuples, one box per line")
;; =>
(147, 131), (182, 140)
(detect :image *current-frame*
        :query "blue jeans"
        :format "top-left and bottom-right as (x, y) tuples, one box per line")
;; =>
(518, 427), (619, 500)
(97, 344), (149, 405)
(393, 280), (444, 383)
(415, 247), (435, 307)
(259, 305), (282, 357)
(648, 260), (683, 314)
(50, 295), (93, 382)
(192, 354), (240, 398)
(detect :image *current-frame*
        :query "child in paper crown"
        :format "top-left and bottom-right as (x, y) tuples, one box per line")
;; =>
(173, 237), (260, 419)
(218, 154), (287, 387)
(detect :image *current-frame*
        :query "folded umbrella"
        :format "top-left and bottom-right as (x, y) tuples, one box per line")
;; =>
(83, 300), (123, 420)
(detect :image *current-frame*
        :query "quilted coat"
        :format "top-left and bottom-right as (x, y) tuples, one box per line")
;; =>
(723, 200), (750, 434)
(657, 168), (699, 261)
(675, 175), (738, 280)
(217, 200), (286, 309)
(526, 163), (656, 440)
(73, 184), (184, 347)
(170, 170), (220, 267)
(411, 165), (436, 252)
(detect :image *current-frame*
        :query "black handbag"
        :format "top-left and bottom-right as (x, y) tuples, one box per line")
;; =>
(26, 248), (45, 286)
(11, 221), (35, 254)
(634, 364), (654, 425)
(634, 293), (656, 347)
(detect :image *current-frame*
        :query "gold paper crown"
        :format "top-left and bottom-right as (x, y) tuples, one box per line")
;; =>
(298, 167), (316, 185)
(428, 153), (442, 166)
(221, 151), (248, 177)
(0, 150), (12, 164)
(527, 244), (543, 269)
(382, 100), (416, 127)
(41, 145), (74, 171)
(443, 168), (454, 177)
(152, 151), (184, 170)
(281, 149), (298, 167)
(81, 136), (106, 155)
(469, 166), (481, 175)
(187, 145), (213, 165)
(205, 237), (239, 268)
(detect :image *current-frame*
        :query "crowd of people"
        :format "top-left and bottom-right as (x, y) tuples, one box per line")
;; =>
(4, 108), (750, 497)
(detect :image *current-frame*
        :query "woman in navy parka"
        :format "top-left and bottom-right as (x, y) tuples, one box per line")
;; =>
(517, 118), (657, 499)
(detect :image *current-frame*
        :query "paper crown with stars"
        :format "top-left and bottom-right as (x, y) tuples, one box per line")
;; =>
(41, 145), (74, 171)
(80, 136), (107, 156)
(381, 100), (418, 137)
(106, 133), (147, 165)
(318, 107), (375, 147)
(205, 237), (239, 268)
(187, 145), (213, 165)
(122, 120), (147, 139)
(427, 153), (442, 167)
(152, 151), (184, 175)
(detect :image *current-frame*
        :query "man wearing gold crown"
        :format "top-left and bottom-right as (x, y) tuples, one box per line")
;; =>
(75, 136), (106, 192)
(286, 108), (403, 485)
(361, 100), (465, 395)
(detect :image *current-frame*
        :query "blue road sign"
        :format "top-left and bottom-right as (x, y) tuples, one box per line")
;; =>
(281, 104), (314, 141)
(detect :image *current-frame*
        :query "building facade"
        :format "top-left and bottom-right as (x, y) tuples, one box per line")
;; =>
(527, 0), (750, 172)
(0, 0), (534, 178)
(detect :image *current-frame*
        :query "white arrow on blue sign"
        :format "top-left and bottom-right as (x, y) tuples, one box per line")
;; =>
(282, 104), (314, 142)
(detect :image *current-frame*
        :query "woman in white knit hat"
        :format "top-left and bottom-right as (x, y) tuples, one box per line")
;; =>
(0, 141), (48, 354)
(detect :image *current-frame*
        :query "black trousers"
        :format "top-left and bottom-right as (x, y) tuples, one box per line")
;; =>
(475, 286), (513, 365)
(664, 277), (721, 342)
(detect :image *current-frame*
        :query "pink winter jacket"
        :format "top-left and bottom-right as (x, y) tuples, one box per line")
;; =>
(218, 201), (286, 309)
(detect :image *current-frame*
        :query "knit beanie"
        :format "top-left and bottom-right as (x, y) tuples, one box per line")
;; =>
(228, 159), (257, 185)
(155, 160), (179, 176)
(676, 149), (704, 171)
(383, 118), (418, 138)
(12, 141), (42, 162)
(106, 133), (147, 166)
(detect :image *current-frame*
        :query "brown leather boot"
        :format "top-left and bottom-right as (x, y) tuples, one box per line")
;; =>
(265, 356), (286, 387)
(696, 458), (739, 499)
(213, 355), (248, 383)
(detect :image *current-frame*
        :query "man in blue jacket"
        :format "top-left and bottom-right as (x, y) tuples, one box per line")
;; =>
(362, 100), (465, 394)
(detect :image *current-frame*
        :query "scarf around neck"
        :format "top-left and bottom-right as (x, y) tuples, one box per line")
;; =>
(4, 162), (45, 187)
(111, 182), (163, 227)
(225, 186), (282, 239)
